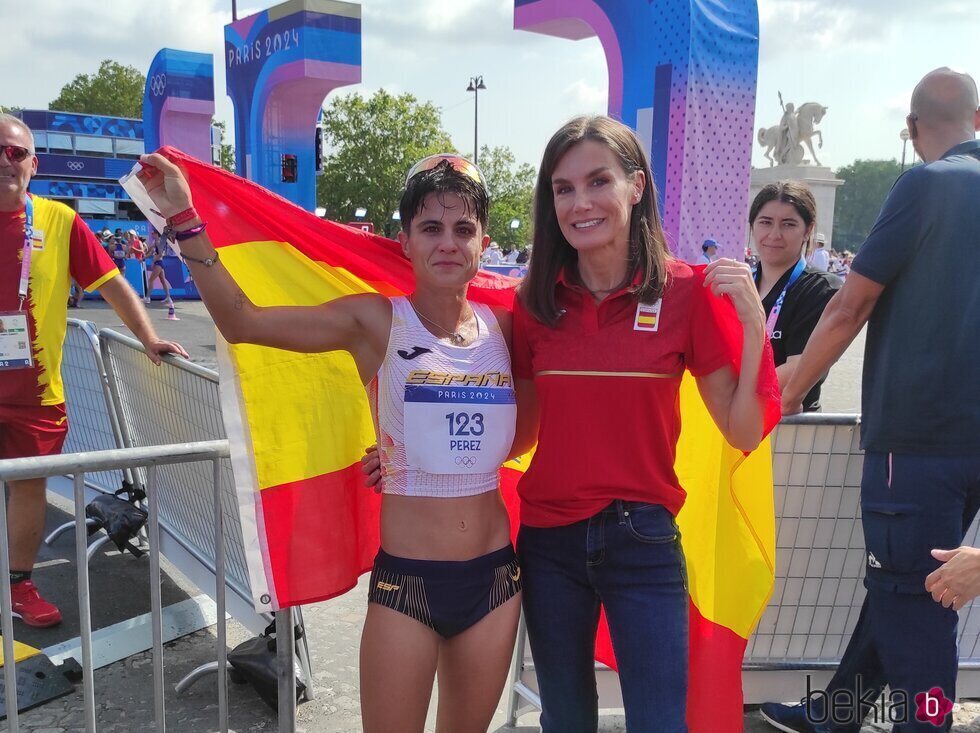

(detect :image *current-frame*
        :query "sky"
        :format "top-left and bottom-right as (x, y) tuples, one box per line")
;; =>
(2, 0), (978, 172)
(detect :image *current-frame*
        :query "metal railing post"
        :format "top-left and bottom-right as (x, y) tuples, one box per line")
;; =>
(73, 472), (97, 732)
(147, 464), (166, 731)
(213, 458), (229, 732)
(0, 480), (20, 731)
(276, 608), (296, 732)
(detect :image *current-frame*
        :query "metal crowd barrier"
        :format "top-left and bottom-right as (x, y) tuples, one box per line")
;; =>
(0, 323), (309, 730)
(95, 329), (314, 701)
(43, 320), (134, 561)
(59, 319), (127, 493)
(0, 441), (267, 733)
(502, 413), (980, 727)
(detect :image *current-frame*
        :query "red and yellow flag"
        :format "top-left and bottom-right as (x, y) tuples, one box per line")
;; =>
(140, 149), (776, 732)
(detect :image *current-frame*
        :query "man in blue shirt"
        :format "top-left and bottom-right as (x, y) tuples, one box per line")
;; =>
(700, 238), (718, 264)
(761, 67), (980, 733)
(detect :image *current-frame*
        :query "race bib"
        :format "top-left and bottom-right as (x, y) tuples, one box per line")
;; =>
(0, 313), (33, 370)
(404, 385), (517, 474)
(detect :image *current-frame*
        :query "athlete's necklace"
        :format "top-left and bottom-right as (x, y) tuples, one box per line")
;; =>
(408, 297), (475, 346)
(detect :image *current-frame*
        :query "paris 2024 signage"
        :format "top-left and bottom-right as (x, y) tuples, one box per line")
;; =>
(515, 0), (760, 262)
(225, 0), (362, 211)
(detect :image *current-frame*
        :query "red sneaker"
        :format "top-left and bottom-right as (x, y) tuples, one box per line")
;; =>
(10, 580), (62, 628)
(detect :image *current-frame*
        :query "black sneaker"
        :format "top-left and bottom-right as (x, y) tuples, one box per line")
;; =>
(759, 698), (831, 733)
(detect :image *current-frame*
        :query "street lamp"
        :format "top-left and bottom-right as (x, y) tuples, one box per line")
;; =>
(466, 76), (486, 165)
(900, 128), (910, 172)
(354, 207), (367, 219)
(509, 218), (520, 230)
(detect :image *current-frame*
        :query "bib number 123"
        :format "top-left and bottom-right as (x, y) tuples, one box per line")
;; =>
(446, 411), (484, 436)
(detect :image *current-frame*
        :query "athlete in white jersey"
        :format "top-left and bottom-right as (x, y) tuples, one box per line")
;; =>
(369, 296), (515, 498)
(138, 152), (538, 733)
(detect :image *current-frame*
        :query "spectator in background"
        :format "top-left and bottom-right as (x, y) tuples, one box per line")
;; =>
(99, 229), (113, 257)
(504, 247), (519, 264)
(485, 241), (503, 266)
(125, 230), (145, 261)
(699, 238), (719, 264)
(109, 231), (128, 272)
(67, 280), (84, 309)
(808, 232), (831, 271)
(144, 229), (174, 305)
(516, 247), (530, 265)
(750, 182), (841, 412)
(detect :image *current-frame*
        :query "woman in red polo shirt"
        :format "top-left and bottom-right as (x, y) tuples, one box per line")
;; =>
(512, 115), (774, 731)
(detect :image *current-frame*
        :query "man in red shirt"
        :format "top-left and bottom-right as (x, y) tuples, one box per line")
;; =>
(0, 114), (187, 627)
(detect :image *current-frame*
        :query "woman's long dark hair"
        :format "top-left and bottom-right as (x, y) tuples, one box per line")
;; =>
(519, 116), (670, 326)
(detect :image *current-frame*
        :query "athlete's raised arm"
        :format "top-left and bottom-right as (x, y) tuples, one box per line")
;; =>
(137, 153), (390, 371)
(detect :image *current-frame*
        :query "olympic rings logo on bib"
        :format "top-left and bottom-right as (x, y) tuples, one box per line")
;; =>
(455, 456), (478, 468)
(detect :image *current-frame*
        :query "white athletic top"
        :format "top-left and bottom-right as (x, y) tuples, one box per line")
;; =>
(368, 297), (516, 497)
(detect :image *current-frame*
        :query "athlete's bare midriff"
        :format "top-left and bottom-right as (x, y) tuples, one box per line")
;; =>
(379, 490), (511, 561)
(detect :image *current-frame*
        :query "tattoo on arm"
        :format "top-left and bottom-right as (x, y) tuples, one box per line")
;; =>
(234, 291), (245, 311)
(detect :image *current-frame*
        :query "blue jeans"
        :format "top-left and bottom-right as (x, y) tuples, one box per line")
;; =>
(820, 452), (980, 732)
(518, 501), (688, 733)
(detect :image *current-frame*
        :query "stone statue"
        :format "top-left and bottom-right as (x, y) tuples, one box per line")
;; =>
(758, 93), (828, 166)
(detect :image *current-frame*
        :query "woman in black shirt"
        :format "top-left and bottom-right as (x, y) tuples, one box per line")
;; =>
(750, 181), (842, 411)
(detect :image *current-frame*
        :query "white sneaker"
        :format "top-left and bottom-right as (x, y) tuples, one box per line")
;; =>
(143, 297), (151, 304)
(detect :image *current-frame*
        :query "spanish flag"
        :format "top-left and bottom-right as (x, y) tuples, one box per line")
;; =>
(133, 149), (777, 732)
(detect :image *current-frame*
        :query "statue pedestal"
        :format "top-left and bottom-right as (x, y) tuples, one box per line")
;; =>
(749, 165), (845, 251)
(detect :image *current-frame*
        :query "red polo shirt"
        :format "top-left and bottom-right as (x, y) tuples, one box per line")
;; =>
(513, 259), (739, 528)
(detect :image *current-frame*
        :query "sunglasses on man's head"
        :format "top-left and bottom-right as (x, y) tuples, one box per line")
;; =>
(0, 145), (32, 163)
(405, 154), (486, 189)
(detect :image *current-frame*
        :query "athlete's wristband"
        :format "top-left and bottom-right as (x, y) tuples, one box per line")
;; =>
(172, 222), (208, 242)
(167, 207), (199, 227)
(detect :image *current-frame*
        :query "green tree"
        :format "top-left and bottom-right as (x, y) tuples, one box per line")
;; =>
(317, 90), (454, 234)
(478, 145), (536, 252)
(832, 159), (905, 252)
(212, 120), (236, 173)
(49, 60), (145, 119)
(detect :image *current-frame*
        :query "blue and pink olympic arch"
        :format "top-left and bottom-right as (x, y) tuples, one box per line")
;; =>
(224, 2), (361, 210)
(515, 0), (759, 262)
(143, 49), (216, 165)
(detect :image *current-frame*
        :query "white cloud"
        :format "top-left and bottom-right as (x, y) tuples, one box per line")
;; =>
(758, 0), (980, 60)
(564, 79), (607, 110)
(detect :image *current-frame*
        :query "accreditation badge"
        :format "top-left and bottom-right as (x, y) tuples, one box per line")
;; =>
(633, 299), (662, 332)
(403, 384), (517, 474)
(0, 312), (33, 370)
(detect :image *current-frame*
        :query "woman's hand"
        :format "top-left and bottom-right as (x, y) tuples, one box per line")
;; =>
(361, 445), (383, 494)
(926, 546), (980, 611)
(703, 258), (765, 332)
(137, 152), (195, 219)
